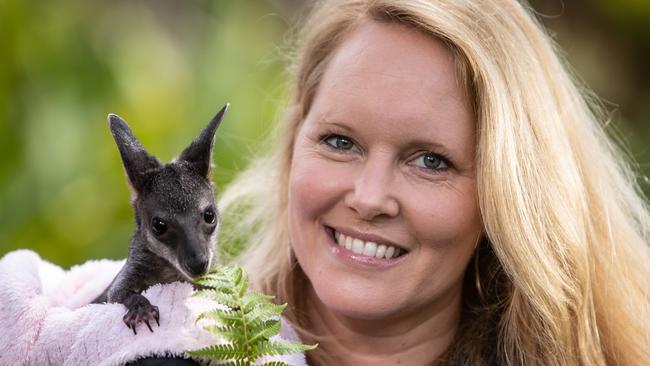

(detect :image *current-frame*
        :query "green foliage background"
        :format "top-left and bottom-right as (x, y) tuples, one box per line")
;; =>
(1, 0), (649, 268)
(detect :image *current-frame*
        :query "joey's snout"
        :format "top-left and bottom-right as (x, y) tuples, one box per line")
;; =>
(179, 237), (212, 277)
(184, 254), (210, 277)
(158, 210), (217, 278)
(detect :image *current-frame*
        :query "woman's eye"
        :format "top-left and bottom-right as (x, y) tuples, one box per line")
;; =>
(323, 134), (356, 151)
(412, 152), (449, 171)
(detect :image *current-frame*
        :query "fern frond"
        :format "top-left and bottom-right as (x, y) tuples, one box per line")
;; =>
(197, 308), (242, 328)
(194, 290), (240, 309)
(211, 361), (251, 366)
(250, 341), (318, 359)
(233, 267), (248, 298)
(195, 276), (230, 289)
(188, 265), (317, 365)
(216, 328), (247, 344)
(247, 303), (286, 324)
(187, 343), (247, 360)
(245, 319), (281, 345)
(241, 291), (275, 312)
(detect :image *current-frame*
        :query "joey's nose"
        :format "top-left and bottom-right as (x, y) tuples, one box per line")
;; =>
(186, 257), (209, 277)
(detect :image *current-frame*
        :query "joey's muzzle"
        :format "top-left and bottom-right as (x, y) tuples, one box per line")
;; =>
(185, 255), (209, 277)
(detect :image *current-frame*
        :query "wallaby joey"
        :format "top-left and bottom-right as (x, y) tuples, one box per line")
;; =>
(92, 104), (229, 334)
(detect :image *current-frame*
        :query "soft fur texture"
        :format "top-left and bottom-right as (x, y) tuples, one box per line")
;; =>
(0, 250), (306, 366)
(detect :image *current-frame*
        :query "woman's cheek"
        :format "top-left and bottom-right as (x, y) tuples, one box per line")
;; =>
(290, 153), (350, 217)
(403, 179), (481, 247)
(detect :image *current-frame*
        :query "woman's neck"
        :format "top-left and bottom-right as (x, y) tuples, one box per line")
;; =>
(305, 285), (462, 366)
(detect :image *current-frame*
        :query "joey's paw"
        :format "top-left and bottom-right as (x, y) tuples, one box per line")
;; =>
(122, 295), (160, 335)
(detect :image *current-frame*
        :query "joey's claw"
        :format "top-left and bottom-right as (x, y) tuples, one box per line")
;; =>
(123, 313), (138, 334)
(144, 319), (153, 333)
(122, 296), (160, 335)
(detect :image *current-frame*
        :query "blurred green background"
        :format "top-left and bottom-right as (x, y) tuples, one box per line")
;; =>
(1, 0), (649, 268)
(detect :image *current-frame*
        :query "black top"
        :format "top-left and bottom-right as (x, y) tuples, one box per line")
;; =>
(126, 356), (200, 366)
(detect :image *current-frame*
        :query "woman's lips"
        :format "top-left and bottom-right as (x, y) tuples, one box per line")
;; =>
(324, 226), (409, 268)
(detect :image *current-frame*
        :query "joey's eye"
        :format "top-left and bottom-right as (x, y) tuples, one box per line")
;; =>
(324, 135), (355, 151)
(413, 152), (449, 171)
(151, 217), (167, 235)
(203, 207), (216, 224)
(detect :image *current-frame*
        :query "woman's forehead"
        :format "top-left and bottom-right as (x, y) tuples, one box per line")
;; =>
(306, 20), (475, 154)
(316, 21), (471, 117)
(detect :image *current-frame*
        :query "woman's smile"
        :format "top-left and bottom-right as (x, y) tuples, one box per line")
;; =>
(323, 225), (410, 269)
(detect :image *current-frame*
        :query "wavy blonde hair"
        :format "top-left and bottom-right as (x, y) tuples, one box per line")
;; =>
(219, 0), (650, 364)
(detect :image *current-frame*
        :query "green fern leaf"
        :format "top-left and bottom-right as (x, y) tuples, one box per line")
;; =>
(245, 319), (281, 345)
(187, 265), (317, 365)
(241, 291), (275, 312)
(194, 290), (240, 309)
(233, 267), (248, 298)
(216, 328), (247, 344)
(247, 303), (286, 324)
(197, 307), (242, 328)
(250, 340), (318, 359)
(216, 361), (251, 366)
(188, 343), (247, 360)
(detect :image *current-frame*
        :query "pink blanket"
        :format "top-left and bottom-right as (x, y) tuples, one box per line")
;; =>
(0, 250), (306, 366)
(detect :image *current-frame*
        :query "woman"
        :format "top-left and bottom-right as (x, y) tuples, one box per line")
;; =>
(219, 0), (650, 365)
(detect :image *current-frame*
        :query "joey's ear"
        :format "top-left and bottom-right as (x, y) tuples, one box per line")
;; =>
(108, 114), (161, 192)
(177, 103), (229, 179)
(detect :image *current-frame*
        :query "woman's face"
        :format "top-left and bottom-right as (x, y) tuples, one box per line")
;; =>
(288, 20), (482, 321)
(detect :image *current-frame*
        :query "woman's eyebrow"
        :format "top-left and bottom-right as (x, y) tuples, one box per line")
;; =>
(407, 138), (454, 155)
(317, 119), (356, 133)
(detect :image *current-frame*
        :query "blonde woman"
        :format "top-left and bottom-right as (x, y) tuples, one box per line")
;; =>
(218, 0), (650, 365)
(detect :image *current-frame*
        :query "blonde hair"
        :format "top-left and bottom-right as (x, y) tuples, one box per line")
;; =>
(219, 0), (650, 364)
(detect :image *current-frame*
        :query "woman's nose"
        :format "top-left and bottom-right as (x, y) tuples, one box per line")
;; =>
(344, 157), (399, 220)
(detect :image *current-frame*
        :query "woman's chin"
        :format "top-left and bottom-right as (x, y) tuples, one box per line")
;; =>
(309, 283), (408, 321)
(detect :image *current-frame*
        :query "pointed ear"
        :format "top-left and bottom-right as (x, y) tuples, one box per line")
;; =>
(177, 103), (229, 179)
(108, 114), (161, 192)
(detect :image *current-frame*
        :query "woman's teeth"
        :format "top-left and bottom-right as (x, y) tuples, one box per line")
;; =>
(334, 231), (403, 259)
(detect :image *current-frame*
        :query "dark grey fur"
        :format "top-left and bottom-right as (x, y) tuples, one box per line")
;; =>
(92, 104), (229, 334)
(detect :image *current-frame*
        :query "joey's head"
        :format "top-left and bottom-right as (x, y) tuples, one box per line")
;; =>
(108, 104), (229, 279)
